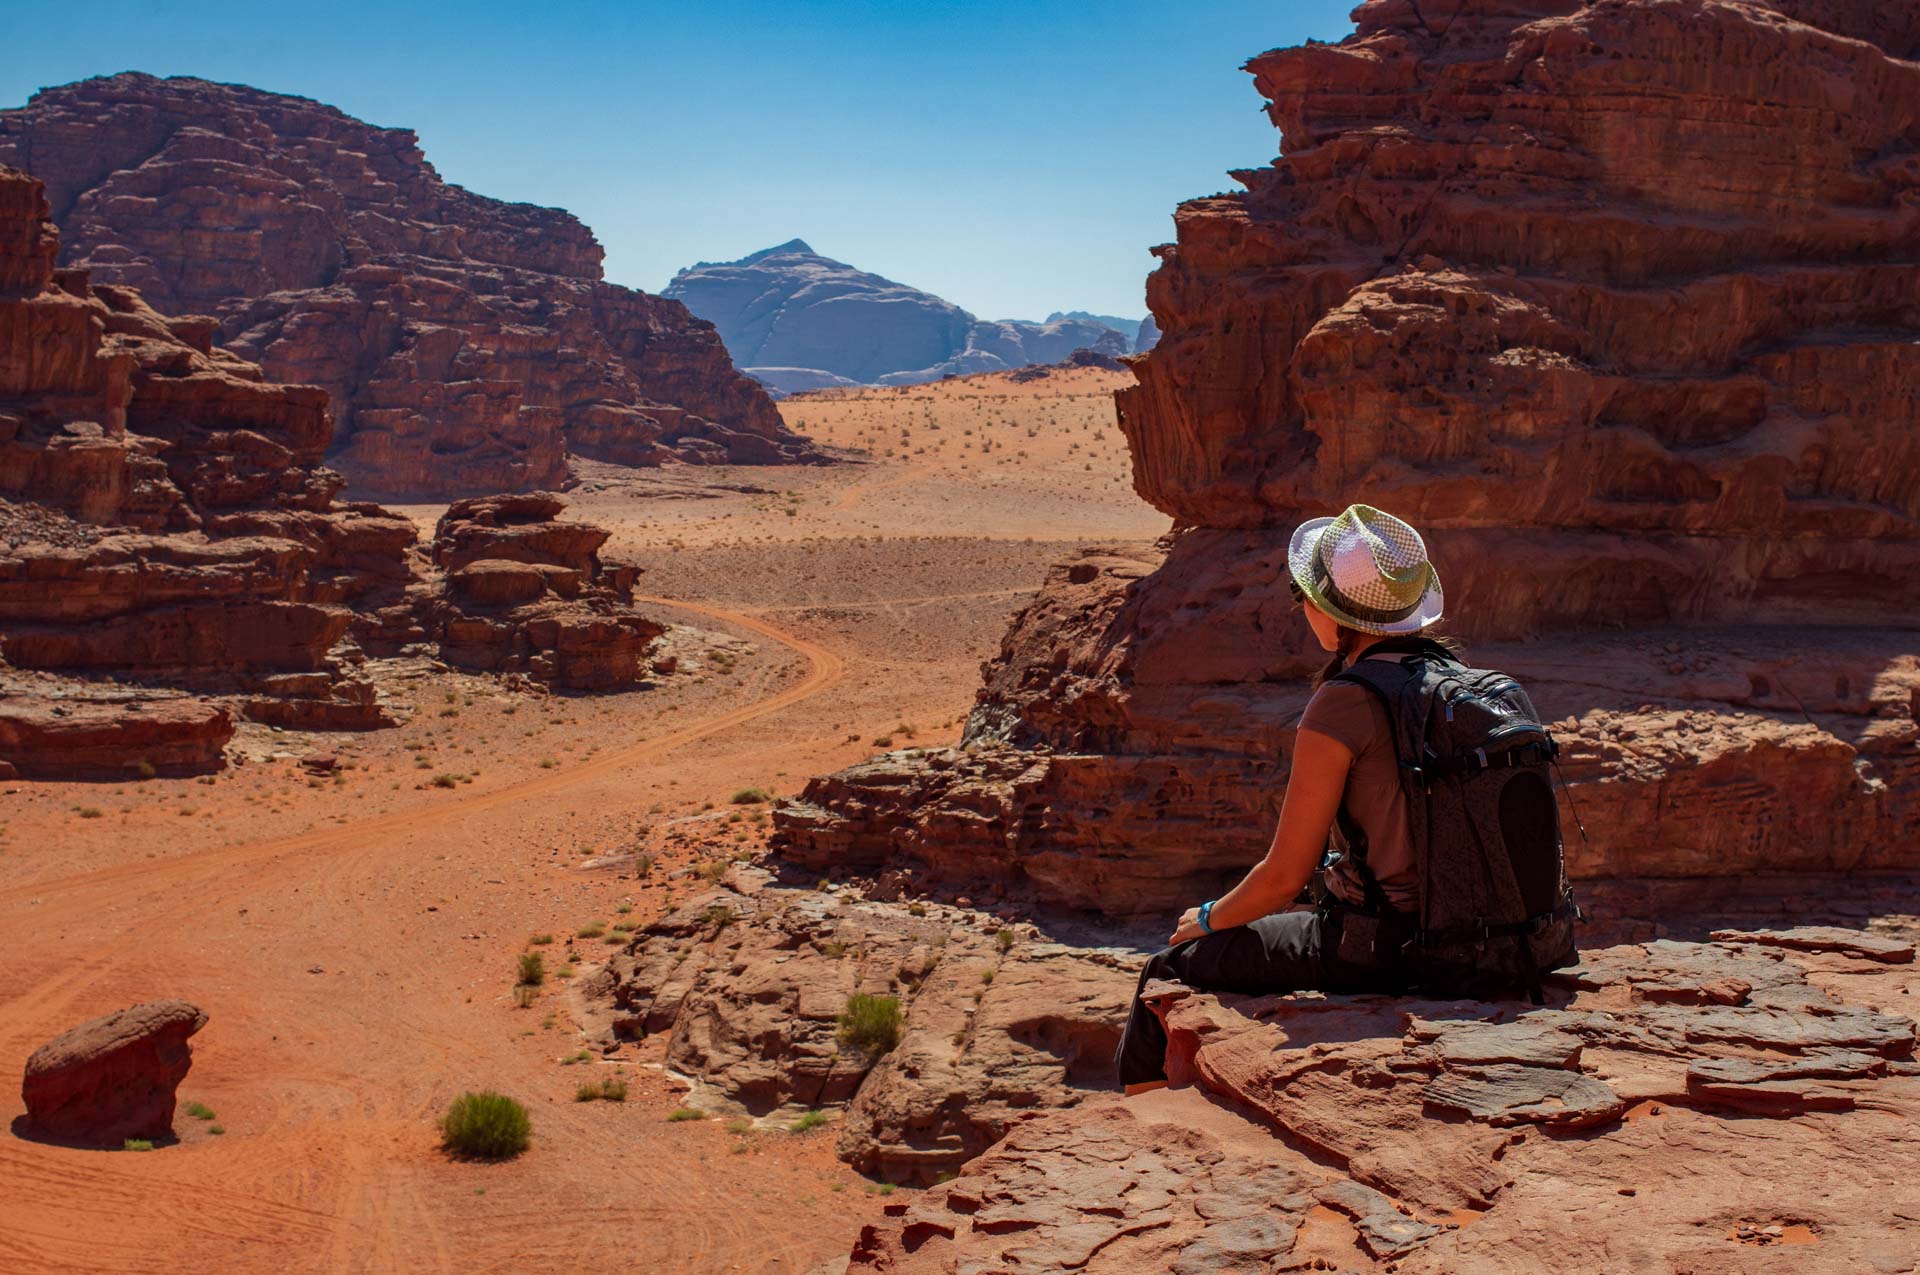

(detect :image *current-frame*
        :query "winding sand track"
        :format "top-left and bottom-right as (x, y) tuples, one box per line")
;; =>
(0, 599), (852, 1275)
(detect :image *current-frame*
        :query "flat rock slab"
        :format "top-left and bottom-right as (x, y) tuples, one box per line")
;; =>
(1712, 926), (1916, 964)
(854, 933), (1920, 1271)
(1422, 1064), (1627, 1129)
(22, 1000), (207, 1145)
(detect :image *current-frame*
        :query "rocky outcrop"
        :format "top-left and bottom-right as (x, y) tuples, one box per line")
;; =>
(0, 163), (414, 753)
(0, 74), (822, 497)
(21, 1001), (208, 1145)
(417, 492), (663, 689)
(593, 874), (1134, 1184)
(774, 0), (1920, 918)
(0, 692), (233, 779)
(848, 927), (1920, 1271)
(665, 241), (1132, 387)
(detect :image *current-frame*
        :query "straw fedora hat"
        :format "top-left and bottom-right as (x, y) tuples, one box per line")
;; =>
(1287, 503), (1444, 636)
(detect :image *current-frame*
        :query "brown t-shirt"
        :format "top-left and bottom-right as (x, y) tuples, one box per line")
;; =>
(1298, 654), (1418, 912)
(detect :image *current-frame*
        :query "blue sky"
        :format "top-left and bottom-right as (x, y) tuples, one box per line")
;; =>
(1, 1), (1359, 320)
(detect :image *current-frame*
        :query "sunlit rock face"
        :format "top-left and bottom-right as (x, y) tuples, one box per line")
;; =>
(774, 0), (1920, 920)
(0, 73), (823, 498)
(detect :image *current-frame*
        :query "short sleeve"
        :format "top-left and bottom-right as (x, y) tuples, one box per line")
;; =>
(1297, 680), (1374, 757)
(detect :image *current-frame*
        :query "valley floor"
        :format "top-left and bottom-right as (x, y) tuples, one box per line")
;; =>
(0, 368), (1165, 1274)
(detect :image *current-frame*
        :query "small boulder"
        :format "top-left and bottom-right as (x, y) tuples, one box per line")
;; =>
(22, 1001), (208, 1145)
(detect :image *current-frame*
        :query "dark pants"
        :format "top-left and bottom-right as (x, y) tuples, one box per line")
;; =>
(1113, 907), (1410, 1086)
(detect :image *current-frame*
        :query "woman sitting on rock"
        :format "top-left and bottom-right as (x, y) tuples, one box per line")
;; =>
(1114, 502), (1564, 1093)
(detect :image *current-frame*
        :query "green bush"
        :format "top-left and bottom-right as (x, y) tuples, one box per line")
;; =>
(123, 1138), (154, 1151)
(577, 922), (606, 939)
(439, 1091), (530, 1160)
(666, 1106), (705, 1122)
(837, 992), (903, 1058)
(730, 787), (771, 804)
(574, 1076), (628, 1103)
(517, 952), (546, 985)
(995, 928), (1016, 954)
(790, 1109), (829, 1133)
(183, 1100), (216, 1121)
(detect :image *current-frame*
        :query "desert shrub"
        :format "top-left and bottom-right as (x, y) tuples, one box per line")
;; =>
(439, 1091), (529, 1159)
(124, 1138), (154, 1151)
(837, 993), (903, 1058)
(907, 902), (926, 917)
(512, 984), (537, 1009)
(730, 787), (770, 804)
(528, 933), (554, 946)
(634, 853), (655, 878)
(704, 903), (735, 930)
(183, 1101), (216, 1121)
(666, 1107), (705, 1122)
(577, 922), (606, 939)
(208, 1124), (225, 1136)
(995, 928), (1016, 954)
(517, 952), (546, 985)
(697, 859), (729, 883)
(790, 1109), (828, 1133)
(575, 1076), (628, 1102)
(981, 969), (995, 985)
(725, 1117), (753, 1135)
(821, 940), (848, 958)
(75, 807), (104, 819)
(870, 736), (893, 748)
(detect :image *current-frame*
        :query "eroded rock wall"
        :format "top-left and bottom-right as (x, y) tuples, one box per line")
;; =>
(0, 73), (824, 497)
(775, 0), (1920, 920)
(0, 162), (419, 762)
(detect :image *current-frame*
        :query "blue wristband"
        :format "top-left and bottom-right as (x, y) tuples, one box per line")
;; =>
(1198, 900), (1216, 933)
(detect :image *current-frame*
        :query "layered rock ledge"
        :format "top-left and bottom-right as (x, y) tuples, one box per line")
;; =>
(846, 926), (1920, 1272)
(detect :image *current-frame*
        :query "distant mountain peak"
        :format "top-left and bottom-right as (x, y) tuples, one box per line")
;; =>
(739, 238), (816, 264)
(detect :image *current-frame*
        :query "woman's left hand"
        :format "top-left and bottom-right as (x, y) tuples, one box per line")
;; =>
(1170, 906), (1208, 946)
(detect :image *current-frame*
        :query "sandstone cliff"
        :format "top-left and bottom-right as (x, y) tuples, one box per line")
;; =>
(665, 241), (1131, 388)
(0, 164), (668, 775)
(773, 0), (1920, 920)
(607, 1), (1920, 1216)
(0, 73), (823, 498)
(0, 162), (413, 770)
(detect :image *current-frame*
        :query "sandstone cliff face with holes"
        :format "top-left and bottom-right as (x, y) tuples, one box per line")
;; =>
(0, 73), (824, 498)
(848, 927), (1920, 1272)
(0, 162), (415, 770)
(774, 0), (1920, 921)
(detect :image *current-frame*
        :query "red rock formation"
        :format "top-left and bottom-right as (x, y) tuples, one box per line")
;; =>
(0, 74), (824, 498)
(21, 1000), (208, 1145)
(0, 163), (414, 761)
(776, 0), (1920, 918)
(849, 929), (1920, 1271)
(592, 876), (1131, 1184)
(419, 493), (663, 690)
(0, 692), (232, 778)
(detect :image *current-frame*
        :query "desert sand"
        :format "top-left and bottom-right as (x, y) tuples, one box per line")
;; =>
(0, 366), (1162, 1274)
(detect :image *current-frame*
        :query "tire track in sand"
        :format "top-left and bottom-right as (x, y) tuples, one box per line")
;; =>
(0, 599), (850, 1275)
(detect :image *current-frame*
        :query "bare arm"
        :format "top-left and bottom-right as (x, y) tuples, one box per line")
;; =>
(1169, 727), (1353, 944)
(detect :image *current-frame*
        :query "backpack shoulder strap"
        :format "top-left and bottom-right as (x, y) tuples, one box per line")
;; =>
(1322, 652), (1448, 917)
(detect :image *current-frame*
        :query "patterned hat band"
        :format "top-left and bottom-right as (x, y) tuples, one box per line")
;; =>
(1287, 502), (1444, 636)
(1312, 549), (1427, 624)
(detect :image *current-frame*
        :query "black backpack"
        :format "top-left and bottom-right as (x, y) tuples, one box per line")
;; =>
(1328, 636), (1580, 1001)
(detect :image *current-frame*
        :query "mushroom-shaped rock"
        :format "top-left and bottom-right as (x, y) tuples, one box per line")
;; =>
(22, 1001), (208, 1145)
